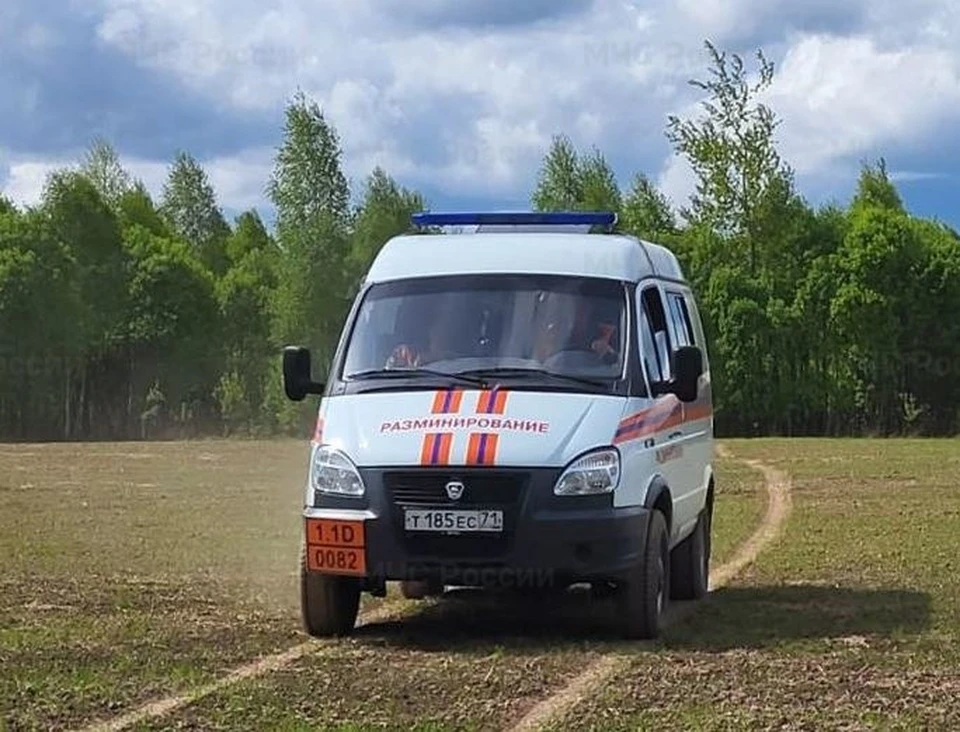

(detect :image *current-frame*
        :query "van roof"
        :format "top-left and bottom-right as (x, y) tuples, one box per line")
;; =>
(364, 232), (686, 285)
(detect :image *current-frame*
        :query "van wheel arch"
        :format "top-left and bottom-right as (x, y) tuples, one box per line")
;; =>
(643, 476), (673, 537)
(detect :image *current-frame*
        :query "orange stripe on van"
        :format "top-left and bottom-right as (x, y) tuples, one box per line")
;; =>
(683, 403), (714, 422)
(613, 396), (682, 445)
(466, 433), (498, 465)
(431, 389), (464, 414)
(420, 433), (437, 464)
(476, 388), (508, 414)
(465, 433), (480, 464)
(420, 433), (454, 465)
(613, 393), (713, 445)
(437, 433), (454, 464)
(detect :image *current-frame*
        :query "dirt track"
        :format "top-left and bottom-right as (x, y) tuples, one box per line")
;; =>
(78, 442), (791, 732)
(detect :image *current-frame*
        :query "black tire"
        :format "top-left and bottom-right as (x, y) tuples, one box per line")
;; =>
(670, 505), (711, 601)
(300, 543), (361, 637)
(617, 510), (670, 640)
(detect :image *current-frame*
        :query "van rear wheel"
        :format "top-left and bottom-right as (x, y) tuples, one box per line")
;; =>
(617, 510), (669, 639)
(670, 505), (710, 601)
(300, 543), (361, 637)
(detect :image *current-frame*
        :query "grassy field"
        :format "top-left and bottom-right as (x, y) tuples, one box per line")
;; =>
(1, 439), (404, 731)
(559, 439), (960, 730)
(4, 437), (954, 730)
(0, 439), (762, 731)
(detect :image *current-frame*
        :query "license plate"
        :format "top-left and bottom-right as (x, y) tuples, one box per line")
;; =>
(305, 518), (366, 576)
(404, 509), (503, 533)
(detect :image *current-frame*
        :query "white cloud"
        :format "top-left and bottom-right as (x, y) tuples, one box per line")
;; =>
(1, 160), (64, 206)
(89, 0), (692, 201)
(2, 0), (957, 221)
(203, 148), (275, 213)
(656, 154), (697, 215)
(763, 35), (960, 175)
(889, 170), (949, 183)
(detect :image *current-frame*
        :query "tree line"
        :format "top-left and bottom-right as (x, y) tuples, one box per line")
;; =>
(0, 91), (423, 441)
(1, 43), (958, 441)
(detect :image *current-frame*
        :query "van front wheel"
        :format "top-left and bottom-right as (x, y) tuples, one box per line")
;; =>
(617, 510), (669, 639)
(300, 544), (361, 637)
(670, 505), (710, 601)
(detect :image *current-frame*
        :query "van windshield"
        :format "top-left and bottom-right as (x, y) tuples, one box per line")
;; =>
(341, 274), (627, 386)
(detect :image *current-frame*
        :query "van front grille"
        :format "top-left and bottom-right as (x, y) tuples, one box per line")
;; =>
(384, 471), (526, 507)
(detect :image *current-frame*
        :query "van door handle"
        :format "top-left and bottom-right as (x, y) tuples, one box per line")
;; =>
(667, 431), (683, 440)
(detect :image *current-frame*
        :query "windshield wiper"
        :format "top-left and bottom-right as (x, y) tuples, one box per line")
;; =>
(456, 367), (610, 389)
(347, 368), (488, 387)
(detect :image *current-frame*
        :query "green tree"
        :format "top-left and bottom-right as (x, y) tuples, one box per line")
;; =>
(215, 369), (250, 435)
(532, 136), (622, 214)
(662, 40), (824, 436)
(42, 171), (129, 359)
(217, 215), (279, 433)
(118, 181), (170, 238)
(619, 173), (677, 240)
(348, 167), (424, 289)
(906, 217), (960, 432)
(226, 210), (275, 264)
(666, 41), (793, 272)
(0, 208), (78, 439)
(578, 148), (622, 212)
(531, 135), (584, 211)
(160, 151), (231, 275)
(268, 92), (352, 355)
(124, 226), (221, 435)
(267, 90), (350, 231)
(80, 137), (133, 209)
(829, 205), (918, 434)
(851, 159), (905, 214)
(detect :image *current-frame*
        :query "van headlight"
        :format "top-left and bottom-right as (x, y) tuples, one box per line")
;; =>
(554, 448), (620, 496)
(307, 445), (365, 503)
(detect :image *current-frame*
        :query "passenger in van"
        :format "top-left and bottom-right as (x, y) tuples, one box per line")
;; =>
(534, 299), (618, 364)
(591, 321), (618, 359)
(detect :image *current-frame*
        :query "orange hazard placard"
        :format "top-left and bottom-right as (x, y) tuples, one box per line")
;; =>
(305, 518), (367, 576)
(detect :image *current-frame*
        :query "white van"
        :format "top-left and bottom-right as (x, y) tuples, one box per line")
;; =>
(283, 212), (714, 639)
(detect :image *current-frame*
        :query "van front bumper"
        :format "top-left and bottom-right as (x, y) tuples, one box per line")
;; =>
(304, 467), (650, 590)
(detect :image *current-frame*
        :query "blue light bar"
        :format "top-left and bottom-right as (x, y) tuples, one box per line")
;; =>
(411, 211), (617, 229)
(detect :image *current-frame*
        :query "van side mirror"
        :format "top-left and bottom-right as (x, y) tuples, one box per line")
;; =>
(283, 346), (325, 401)
(670, 346), (703, 403)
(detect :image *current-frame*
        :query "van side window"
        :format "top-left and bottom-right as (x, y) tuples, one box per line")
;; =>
(666, 291), (695, 347)
(640, 286), (672, 384)
(639, 305), (661, 385)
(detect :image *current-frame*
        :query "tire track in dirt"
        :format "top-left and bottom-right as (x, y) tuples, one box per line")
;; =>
(76, 603), (404, 732)
(507, 442), (792, 731)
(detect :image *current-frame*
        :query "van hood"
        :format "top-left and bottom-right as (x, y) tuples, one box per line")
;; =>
(316, 389), (628, 468)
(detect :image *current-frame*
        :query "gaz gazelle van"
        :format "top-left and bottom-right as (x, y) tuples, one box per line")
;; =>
(283, 211), (714, 639)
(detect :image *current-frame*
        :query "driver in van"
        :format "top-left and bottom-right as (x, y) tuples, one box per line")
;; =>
(385, 303), (460, 369)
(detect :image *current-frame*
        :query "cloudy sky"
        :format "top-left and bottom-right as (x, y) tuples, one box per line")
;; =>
(2, 0), (958, 228)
